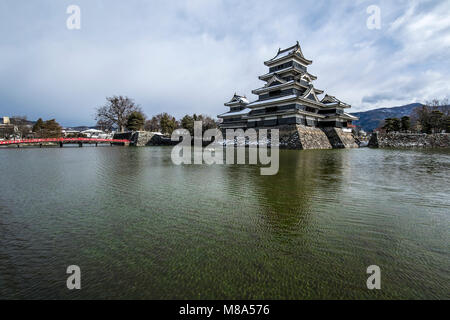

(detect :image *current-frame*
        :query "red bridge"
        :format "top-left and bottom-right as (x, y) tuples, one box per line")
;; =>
(0, 138), (131, 147)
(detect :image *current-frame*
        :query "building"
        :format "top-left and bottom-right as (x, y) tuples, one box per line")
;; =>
(0, 116), (15, 139)
(2, 117), (10, 125)
(218, 42), (358, 130)
(81, 129), (111, 139)
(61, 129), (80, 136)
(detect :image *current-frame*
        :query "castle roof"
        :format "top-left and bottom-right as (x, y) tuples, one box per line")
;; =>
(321, 94), (351, 108)
(258, 67), (317, 81)
(252, 80), (295, 94)
(218, 108), (250, 118)
(224, 94), (249, 106)
(264, 41), (313, 66)
(247, 94), (298, 107)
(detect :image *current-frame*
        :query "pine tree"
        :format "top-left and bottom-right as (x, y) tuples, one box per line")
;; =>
(126, 111), (146, 131)
(180, 115), (194, 135)
(32, 118), (44, 133)
(401, 116), (411, 132)
(159, 113), (177, 134)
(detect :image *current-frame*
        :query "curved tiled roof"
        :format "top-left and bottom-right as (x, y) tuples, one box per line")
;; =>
(265, 41), (312, 65)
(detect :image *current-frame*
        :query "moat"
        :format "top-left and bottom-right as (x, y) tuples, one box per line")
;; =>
(0, 147), (448, 299)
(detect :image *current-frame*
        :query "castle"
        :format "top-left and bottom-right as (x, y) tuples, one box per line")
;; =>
(217, 42), (359, 149)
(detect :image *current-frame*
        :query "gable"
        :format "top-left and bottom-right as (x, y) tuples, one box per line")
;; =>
(321, 95), (338, 104)
(265, 76), (286, 89)
(307, 93), (317, 101)
(303, 86), (320, 102)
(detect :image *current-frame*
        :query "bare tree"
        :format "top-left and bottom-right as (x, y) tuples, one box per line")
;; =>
(144, 115), (162, 132)
(10, 116), (32, 138)
(412, 99), (450, 133)
(0, 125), (14, 139)
(96, 118), (114, 132)
(95, 96), (142, 132)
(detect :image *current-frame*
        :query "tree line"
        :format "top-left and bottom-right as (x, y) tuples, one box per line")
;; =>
(381, 99), (450, 134)
(0, 116), (63, 139)
(1, 95), (218, 140)
(32, 118), (63, 138)
(95, 95), (218, 134)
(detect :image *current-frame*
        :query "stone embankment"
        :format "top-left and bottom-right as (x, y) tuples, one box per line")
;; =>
(116, 131), (177, 147)
(321, 127), (359, 149)
(115, 125), (360, 150)
(277, 125), (359, 149)
(278, 125), (331, 149)
(131, 132), (177, 146)
(369, 132), (450, 148)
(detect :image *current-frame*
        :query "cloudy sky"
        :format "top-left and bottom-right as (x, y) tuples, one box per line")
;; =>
(0, 0), (449, 126)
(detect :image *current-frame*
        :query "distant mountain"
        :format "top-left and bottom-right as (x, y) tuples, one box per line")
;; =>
(8, 117), (35, 126)
(350, 103), (423, 132)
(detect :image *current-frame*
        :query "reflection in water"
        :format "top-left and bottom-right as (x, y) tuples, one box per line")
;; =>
(0, 147), (449, 299)
(245, 150), (347, 236)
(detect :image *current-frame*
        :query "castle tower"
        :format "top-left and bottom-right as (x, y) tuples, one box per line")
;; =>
(218, 41), (358, 130)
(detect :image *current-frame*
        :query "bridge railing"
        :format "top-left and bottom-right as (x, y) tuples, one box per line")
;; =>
(0, 138), (130, 145)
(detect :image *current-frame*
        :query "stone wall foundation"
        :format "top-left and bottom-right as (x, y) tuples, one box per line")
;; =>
(321, 127), (359, 149)
(369, 132), (450, 148)
(118, 126), (360, 150)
